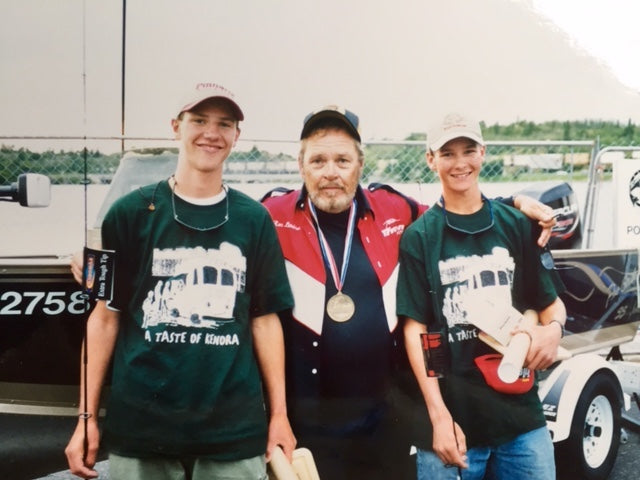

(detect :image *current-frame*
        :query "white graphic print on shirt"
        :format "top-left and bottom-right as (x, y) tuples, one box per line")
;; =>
(142, 242), (246, 330)
(439, 246), (515, 336)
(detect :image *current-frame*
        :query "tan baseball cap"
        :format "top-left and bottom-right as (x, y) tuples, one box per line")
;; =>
(176, 82), (244, 121)
(427, 113), (483, 152)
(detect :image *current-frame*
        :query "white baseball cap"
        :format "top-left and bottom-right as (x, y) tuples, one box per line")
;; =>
(176, 82), (244, 121)
(427, 113), (484, 152)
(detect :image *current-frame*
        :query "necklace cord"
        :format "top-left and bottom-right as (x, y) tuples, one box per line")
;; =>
(440, 194), (494, 235)
(170, 175), (230, 231)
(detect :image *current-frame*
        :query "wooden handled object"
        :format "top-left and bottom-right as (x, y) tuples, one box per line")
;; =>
(268, 446), (299, 480)
(268, 446), (321, 480)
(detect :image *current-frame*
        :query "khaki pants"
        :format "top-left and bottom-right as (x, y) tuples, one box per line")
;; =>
(109, 452), (267, 480)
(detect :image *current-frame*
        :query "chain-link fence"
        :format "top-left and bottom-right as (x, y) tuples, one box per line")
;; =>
(3, 136), (640, 255)
(0, 136), (601, 186)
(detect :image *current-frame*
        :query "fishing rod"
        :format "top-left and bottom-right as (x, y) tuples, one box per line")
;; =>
(121, 0), (126, 153)
(80, 0), (91, 464)
(78, 2), (124, 463)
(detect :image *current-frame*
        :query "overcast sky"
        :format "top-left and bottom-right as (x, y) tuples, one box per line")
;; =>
(1, 0), (639, 151)
(531, 0), (640, 93)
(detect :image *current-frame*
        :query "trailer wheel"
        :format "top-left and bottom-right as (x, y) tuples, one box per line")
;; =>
(555, 371), (622, 480)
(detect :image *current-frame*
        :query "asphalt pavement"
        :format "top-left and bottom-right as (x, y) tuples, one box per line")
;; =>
(609, 401), (640, 480)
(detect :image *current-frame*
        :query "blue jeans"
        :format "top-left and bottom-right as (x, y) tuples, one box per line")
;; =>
(416, 426), (555, 480)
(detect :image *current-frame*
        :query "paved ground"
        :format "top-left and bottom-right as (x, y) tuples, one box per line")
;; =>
(36, 461), (109, 480)
(608, 402), (640, 480)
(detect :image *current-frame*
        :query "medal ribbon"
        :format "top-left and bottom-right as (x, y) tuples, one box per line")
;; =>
(308, 198), (357, 293)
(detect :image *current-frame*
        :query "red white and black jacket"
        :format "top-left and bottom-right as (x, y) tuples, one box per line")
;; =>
(262, 184), (427, 425)
(263, 184), (425, 335)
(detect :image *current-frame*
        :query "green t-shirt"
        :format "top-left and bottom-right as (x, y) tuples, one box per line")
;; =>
(397, 199), (558, 448)
(101, 181), (293, 460)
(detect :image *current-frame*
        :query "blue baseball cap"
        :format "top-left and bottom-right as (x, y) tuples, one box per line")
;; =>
(301, 105), (361, 142)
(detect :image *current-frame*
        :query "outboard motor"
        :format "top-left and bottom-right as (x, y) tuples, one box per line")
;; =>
(516, 181), (582, 249)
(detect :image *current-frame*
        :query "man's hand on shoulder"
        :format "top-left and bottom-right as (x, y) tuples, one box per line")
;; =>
(513, 194), (556, 247)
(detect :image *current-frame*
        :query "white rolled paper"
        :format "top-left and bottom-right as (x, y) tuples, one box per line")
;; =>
(497, 331), (531, 383)
(497, 310), (537, 383)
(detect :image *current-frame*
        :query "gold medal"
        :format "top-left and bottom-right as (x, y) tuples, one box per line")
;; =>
(326, 292), (355, 322)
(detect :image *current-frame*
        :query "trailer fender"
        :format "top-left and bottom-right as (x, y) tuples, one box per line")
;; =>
(538, 353), (622, 442)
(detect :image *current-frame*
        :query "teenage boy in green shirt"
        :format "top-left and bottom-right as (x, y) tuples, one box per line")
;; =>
(65, 82), (295, 480)
(397, 113), (566, 480)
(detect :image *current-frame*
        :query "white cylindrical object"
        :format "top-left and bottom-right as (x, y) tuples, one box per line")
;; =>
(497, 331), (531, 383)
(497, 309), (537, 383)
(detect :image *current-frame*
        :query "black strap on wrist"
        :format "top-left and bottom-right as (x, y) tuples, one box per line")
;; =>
(549, 319), (565, 338)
